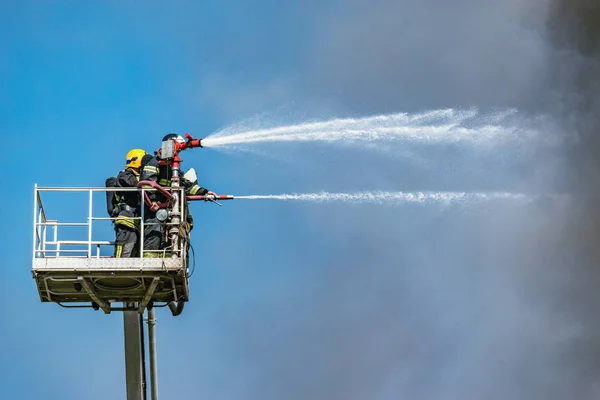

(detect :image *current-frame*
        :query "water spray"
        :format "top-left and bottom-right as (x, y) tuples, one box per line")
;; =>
(137, 128), (535, 209)
(199, 108), (538, 149)
(187, 191), (532, 205)
(139, 179), (530, 208)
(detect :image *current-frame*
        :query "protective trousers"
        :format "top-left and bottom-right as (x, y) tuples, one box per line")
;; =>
(114, 225), (139, 258)
(142, 215), (164, 257)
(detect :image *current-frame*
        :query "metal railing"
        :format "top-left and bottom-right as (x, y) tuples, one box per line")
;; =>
(32, 185), (188, 261)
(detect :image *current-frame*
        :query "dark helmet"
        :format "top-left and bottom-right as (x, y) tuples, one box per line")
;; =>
(162, 133), (185, 144)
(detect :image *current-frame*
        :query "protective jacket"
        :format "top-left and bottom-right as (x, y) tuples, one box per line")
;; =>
(114, 168), (141, 230)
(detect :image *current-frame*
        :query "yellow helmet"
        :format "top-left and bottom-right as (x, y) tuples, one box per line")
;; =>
(125, 149), (146, 169)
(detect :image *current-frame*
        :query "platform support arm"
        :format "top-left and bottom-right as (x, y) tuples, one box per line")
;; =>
(77, 277), (111, 314)
(138, 277), (160, 314)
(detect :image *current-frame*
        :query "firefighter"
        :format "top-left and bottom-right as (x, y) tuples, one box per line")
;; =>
(140, 134), (215, 257)
(113, 148), (147, 258)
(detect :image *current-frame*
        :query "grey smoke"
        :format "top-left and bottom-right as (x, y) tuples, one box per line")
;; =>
(537, 2), (600, 397)
(308, 0), (547, 114)
(169, 1), (600, 399)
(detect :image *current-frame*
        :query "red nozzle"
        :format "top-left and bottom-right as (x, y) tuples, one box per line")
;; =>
(183, 133), (203, 149)
(190, 138), (203, 148)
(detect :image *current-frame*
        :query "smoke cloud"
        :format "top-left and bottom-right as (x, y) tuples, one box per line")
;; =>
(307, 0), (547, 114)
(536, 2), (600, 397)
(168, 1), (600, 399)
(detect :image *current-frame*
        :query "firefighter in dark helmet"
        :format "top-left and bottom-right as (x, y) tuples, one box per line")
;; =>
(140, 134), (215, 257)
(112, 148), (147, 258)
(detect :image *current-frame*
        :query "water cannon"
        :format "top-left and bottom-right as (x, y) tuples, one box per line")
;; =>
(145, 132), (225, 261)
(153, 133), (206, 184)
(157, 133), (204, 161)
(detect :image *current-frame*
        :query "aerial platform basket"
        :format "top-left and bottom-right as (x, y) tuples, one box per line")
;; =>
(32, 185), (191, 314)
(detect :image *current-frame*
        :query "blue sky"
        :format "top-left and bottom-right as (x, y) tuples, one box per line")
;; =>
(2, 1), (598, 399)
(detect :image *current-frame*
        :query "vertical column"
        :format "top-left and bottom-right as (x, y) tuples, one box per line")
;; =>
(124, 303), (147, 400)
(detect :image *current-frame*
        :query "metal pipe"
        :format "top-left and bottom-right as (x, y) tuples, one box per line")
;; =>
(42, 215), (47, 256)
(147, 308), (159, 400)
(35, 222), (89, 226)
(56, 302), (97, 309)
(140, 187), (146, 258)
(87, 189), (93, 258)
(32, 184), (38, 260)
(167, 301), (184, 316)
(37, 187), (146, 191)
(169, 179), (180, 258)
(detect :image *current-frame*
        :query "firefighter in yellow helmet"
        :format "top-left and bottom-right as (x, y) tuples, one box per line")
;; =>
(112, 148), (147, 258)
